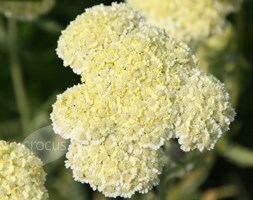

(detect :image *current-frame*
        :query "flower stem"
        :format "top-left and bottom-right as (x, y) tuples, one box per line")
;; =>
(8, 18), (31, 134)
(0, 16), (5, 44)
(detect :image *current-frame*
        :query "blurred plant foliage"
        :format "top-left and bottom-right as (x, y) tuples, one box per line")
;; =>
(0, 0), (253, 200)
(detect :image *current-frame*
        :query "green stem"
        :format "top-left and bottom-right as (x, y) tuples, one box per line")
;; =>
(0, 16), (5, 44)
(236, 5), (244, 52)
(8, 18), (30, 134)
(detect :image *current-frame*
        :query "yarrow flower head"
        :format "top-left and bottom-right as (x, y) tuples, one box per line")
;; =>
(0, 140), (48, 200)
(51, 2), (235, 198)
(126, 0), (242, 45)
(52, 2), (235, 152)
(0, 0), (55, 21)
(66, 136), (163, 198)
(53, 7), (199, 150)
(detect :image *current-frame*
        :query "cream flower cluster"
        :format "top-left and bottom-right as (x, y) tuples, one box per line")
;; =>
(51, 3), (235, 198)
(0, 0), (54, 21)
(172, 73), (235, 151)
(126, 0), (242, 44)
(53, 24), (199, 149)
(0, 140), (48, 200)
(66, 135), (163, 198)
(56, 3), (144, 75)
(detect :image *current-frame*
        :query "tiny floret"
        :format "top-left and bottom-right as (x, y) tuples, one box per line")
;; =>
(0, 140), (48, 200)
(66, 137), (163, 198)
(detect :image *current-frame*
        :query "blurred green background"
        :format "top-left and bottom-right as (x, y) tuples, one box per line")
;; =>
(0, 0), (253, 199)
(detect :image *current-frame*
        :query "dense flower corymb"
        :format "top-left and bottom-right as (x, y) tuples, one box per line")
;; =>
(66, 136), (163, 198)
(52, 2), (235, 152)
(126, 0), (241, 44)
(52, 2), (235, 198)
(53, 21), (199, 150)
(0, 140), (48, 200)
(0, 0), (54, 20)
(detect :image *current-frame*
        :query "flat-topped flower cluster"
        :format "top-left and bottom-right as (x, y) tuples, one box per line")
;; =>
(51, 3), (235, 198)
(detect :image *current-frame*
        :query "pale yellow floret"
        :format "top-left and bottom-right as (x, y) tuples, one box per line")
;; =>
(0, 140), (48, 200)
(65, 137), (163, 198)
(0, 0), (55, 21)
(56, 3), (144, 75)
(171, 73), (236, 152)
(126, 0), (241, 45)
(52, 23), (199, 149)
